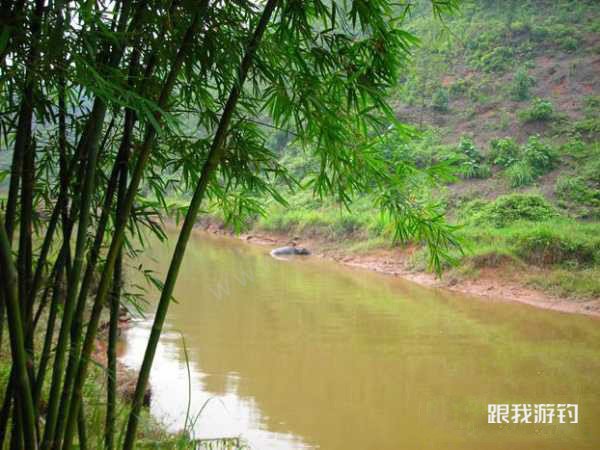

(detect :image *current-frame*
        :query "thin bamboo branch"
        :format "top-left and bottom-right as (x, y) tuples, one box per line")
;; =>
(4, 0), (44, 243)
(60, 4), (210, 448)
(122, 0), (280, 446)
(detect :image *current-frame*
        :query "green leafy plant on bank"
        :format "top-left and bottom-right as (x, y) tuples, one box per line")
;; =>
(431, 87), (450, 111)
(518, 98), (555, 122)
(460, 193), (559, 228)
(489, 137), (519, 167)
(453, 136), (491, 179)
(499, 135), (557, 187)
(510, 68), (536, 100)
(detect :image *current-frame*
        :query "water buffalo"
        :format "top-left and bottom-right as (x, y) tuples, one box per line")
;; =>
(270, 246), (310, 257)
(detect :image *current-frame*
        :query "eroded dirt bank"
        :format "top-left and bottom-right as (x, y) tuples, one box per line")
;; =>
(192, 220), (600, 318)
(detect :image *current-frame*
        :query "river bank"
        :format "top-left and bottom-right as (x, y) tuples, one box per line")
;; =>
(124, 223), (600, 450)
(191, 218), (600, 318)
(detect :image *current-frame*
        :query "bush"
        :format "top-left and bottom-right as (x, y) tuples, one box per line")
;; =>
(449, 79), (471, 97)
(453, 137), (491, 179)
(583, 95), (600, 114)
(530, 24), (550, 42)
(555, 175), (600, 218)
(332, 215), (364, 238)
(555, 176), (596, 203)
(515, 225), (599, 266)
(560, 36), (579, 52)
(476, 46), (514, 73)
(560, 138), (587, 156)
(462, 161), (491, 179)
(496, 136), (555, 187)
(510, 69), (535, 101)
(431, 88), (449, 112)
(457, 136), (483, 161)
(522, 135), (556, 173)
(490, 137), (519, 167)
(582, 157), (600, 184)
(573, 117), (600, 136)
(463, 194), (559, 228)
(518, 98), (554, 122)
(505, 160), (535, 187)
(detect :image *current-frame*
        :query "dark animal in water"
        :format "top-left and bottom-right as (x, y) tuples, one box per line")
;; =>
(270, 246), (310, 257)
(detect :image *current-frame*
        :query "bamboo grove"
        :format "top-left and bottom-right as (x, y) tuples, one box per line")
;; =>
(0, 0), (459, 449)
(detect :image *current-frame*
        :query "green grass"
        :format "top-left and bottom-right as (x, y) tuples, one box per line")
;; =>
(160, 0), (600, 302)
(458, 219), (600, 267)
(252, 189), (600, 301)
(528, 268), (600, 300)
(257, 192), (386, 241)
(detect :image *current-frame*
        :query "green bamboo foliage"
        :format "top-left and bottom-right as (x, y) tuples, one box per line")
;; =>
(60, 5), (211, 447)
(122, 1), (280, 445)
(0, 1), (460, 449)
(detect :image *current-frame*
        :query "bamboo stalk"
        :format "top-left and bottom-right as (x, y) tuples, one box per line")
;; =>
(0, 215), (38, 449)
(121, 0), (279, 447)
(41, 99), (109, 450)
(77, 403), (87, 450)
(10, 400), (22, 450)
(33, 246), (68, 410)
(43, 0), (148, 444)
(59, 5), (209, 448)
(55, 114), (126, 442)
(19, 136), (35, 398)
(105, 108), (132, 450)
(0, 374), (13, 447)
(4, 0), (44, 244)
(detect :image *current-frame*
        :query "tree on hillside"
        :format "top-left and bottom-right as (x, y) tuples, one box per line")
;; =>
(0, 1), (459, 449)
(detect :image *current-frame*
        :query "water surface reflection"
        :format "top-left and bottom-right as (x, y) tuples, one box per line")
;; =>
(120, 232), (600, 449)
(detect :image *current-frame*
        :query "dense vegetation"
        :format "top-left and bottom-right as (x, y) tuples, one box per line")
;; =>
(0, 1), (461, 449)
(203, 0), (600, 299)
(0, 1), (598, 449)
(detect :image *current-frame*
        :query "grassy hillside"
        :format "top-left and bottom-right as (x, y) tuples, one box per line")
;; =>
(243, 0), (600, 300)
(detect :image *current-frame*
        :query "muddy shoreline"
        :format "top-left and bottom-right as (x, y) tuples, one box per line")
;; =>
(190, 221), (600, 318)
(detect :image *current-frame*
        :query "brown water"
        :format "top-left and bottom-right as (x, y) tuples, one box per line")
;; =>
(120, 231), (600, 449)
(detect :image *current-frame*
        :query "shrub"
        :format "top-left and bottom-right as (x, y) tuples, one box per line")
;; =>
(555, 176), (594, 203)
(515, 225), (599, 266)
(458, 199), (487, 221)
(530, 24), (550, 42)
(454, 137), (491, 179)
(332, 215), (364, 238)
(431, 88), (449, 112)
(573, 117), (600, 136)
(477, 46), (514, 73)
(560, 138), (587, 156)
(449, 79), (471, 97)
(560, 36), (579, 52)
(462, 161), (491, 179)
(555, 175), (600, 218)
(497, 136), (555, 187)
(583, 95), (600, 113)
(457, 136), (483, 162)
(522, 135), (556, 173)
(582, 157), (600, 184)
(518, 98), (554, 122)
(489, 137), (519, 167)
(510, 69), (535, 101)
(505, 160), (535, 187)
(463, 194), (558, 228)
